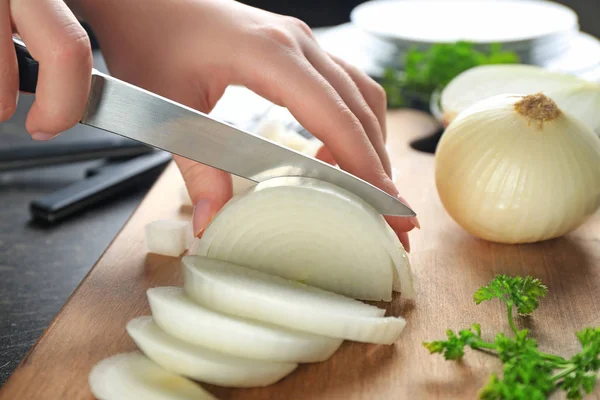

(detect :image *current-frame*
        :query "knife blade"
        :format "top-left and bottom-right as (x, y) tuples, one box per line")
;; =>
(13, 37), (415, 217)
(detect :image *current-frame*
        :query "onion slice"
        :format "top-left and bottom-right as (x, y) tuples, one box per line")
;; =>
(127, 316), (297, 387)
(89, 352), (216, 400)
(182, 256), (406, 344)
(147, 287), (343, 363)
(195, 177), (413, 301)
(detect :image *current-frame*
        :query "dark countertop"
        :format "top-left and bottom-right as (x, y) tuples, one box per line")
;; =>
(0, 52), (153, 386)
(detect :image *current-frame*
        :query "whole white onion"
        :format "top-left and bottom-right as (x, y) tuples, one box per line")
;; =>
(435, 92), (600, 244)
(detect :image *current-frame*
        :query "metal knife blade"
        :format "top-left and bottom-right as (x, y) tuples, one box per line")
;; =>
(80, 70), (415, 217)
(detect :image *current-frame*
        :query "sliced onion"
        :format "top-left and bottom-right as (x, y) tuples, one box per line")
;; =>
(145, 220), (191, 257)
(147, 287), (342, 363)
(195, 177), (413, 301)
(89, 352), (216, 400)
(127, 316), (297, 387)
(182, 256), (406, 344)
(441, 64), (582, 125)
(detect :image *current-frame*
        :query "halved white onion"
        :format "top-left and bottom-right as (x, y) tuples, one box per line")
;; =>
(145, 220), (191, 257)
(547, 82), (600, 134)
(182, 256), (406, 344)
(441, 64), (582, 124)
(195, 177), (413, 301)
(127, 316), (297, 387)
(147, 287), (342, 363)
(89, 352), (216, 400)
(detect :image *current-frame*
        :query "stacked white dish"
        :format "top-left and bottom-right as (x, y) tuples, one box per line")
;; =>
(314, 0), (600, 82)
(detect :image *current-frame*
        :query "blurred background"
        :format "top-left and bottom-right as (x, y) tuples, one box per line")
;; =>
(242, 0), (599, 37)
(1, 0), (599, 388)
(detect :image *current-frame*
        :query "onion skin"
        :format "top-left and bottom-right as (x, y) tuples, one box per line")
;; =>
(435, 93), (600, 244)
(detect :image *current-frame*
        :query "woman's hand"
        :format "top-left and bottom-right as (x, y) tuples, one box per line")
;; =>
(0, 0), (92, 139)
(82, 0), (418, 248)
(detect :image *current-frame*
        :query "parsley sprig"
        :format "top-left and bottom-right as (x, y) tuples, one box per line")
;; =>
(382, 41), (520, 108)
(424, 275), (600, 399)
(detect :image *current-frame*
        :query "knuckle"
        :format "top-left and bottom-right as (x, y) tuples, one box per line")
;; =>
(338, 105), (364, 134)
(286, 16), (313, 36)
(255, 24), (297, 50)
(53, 26), (92, 66)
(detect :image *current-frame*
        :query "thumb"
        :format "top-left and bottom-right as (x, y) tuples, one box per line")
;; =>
(174, 155), (232, 237)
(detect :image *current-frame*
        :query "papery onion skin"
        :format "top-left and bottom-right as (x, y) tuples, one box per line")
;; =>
(435, 93), (600, 244)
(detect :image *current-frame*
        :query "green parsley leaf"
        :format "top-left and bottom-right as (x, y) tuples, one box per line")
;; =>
(381, 41), (519, 108)
(423, 324), (482, 360)
(425, 275), (598, 399)
(473, 275), (548, 315)
(560, 328), (600, 399)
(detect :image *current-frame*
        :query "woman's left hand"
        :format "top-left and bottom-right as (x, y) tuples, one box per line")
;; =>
(76, 0), (418, 249)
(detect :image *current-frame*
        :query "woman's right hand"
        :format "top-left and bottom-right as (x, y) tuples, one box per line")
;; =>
(1, 0), (92, 139)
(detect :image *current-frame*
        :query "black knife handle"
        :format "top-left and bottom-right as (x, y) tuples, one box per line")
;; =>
(30, 151), (172, 223)
(13, 36), (39, 94)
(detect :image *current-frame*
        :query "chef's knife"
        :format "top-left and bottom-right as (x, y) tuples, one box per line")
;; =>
(12, 37), (415, 217)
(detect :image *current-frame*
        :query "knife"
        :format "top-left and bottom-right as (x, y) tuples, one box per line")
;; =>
(12, 37), (415, 217)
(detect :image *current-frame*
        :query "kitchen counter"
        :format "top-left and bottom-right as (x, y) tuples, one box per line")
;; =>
(0, 52), (153, 386)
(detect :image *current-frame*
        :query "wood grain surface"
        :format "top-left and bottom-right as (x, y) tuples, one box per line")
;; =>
(0, 110), (598, 400)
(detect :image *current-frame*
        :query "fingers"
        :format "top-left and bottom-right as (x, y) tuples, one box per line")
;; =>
(11, 0), (92, 139)
(395, 231), (410, 253)
(0, 1), (18, 122)
(238, 36), (398, 205)
(302, 42), (392, 177)
(329, 54), (388, 142)
(174, 156), (233, 237)
(314, 145), (336, 165)
(235, 26), (417, 241)
(156, 79), (232, 238)
(325, 56), (421, 237)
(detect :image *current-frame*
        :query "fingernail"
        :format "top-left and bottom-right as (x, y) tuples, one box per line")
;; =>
(31, 132), (56, 141)
(409, 216), (421, 230)
(192, 199), (212, 237)
(396, 195), (420, 229)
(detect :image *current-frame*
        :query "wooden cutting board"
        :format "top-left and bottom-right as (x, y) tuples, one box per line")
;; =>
(1, 110), (598, 400)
